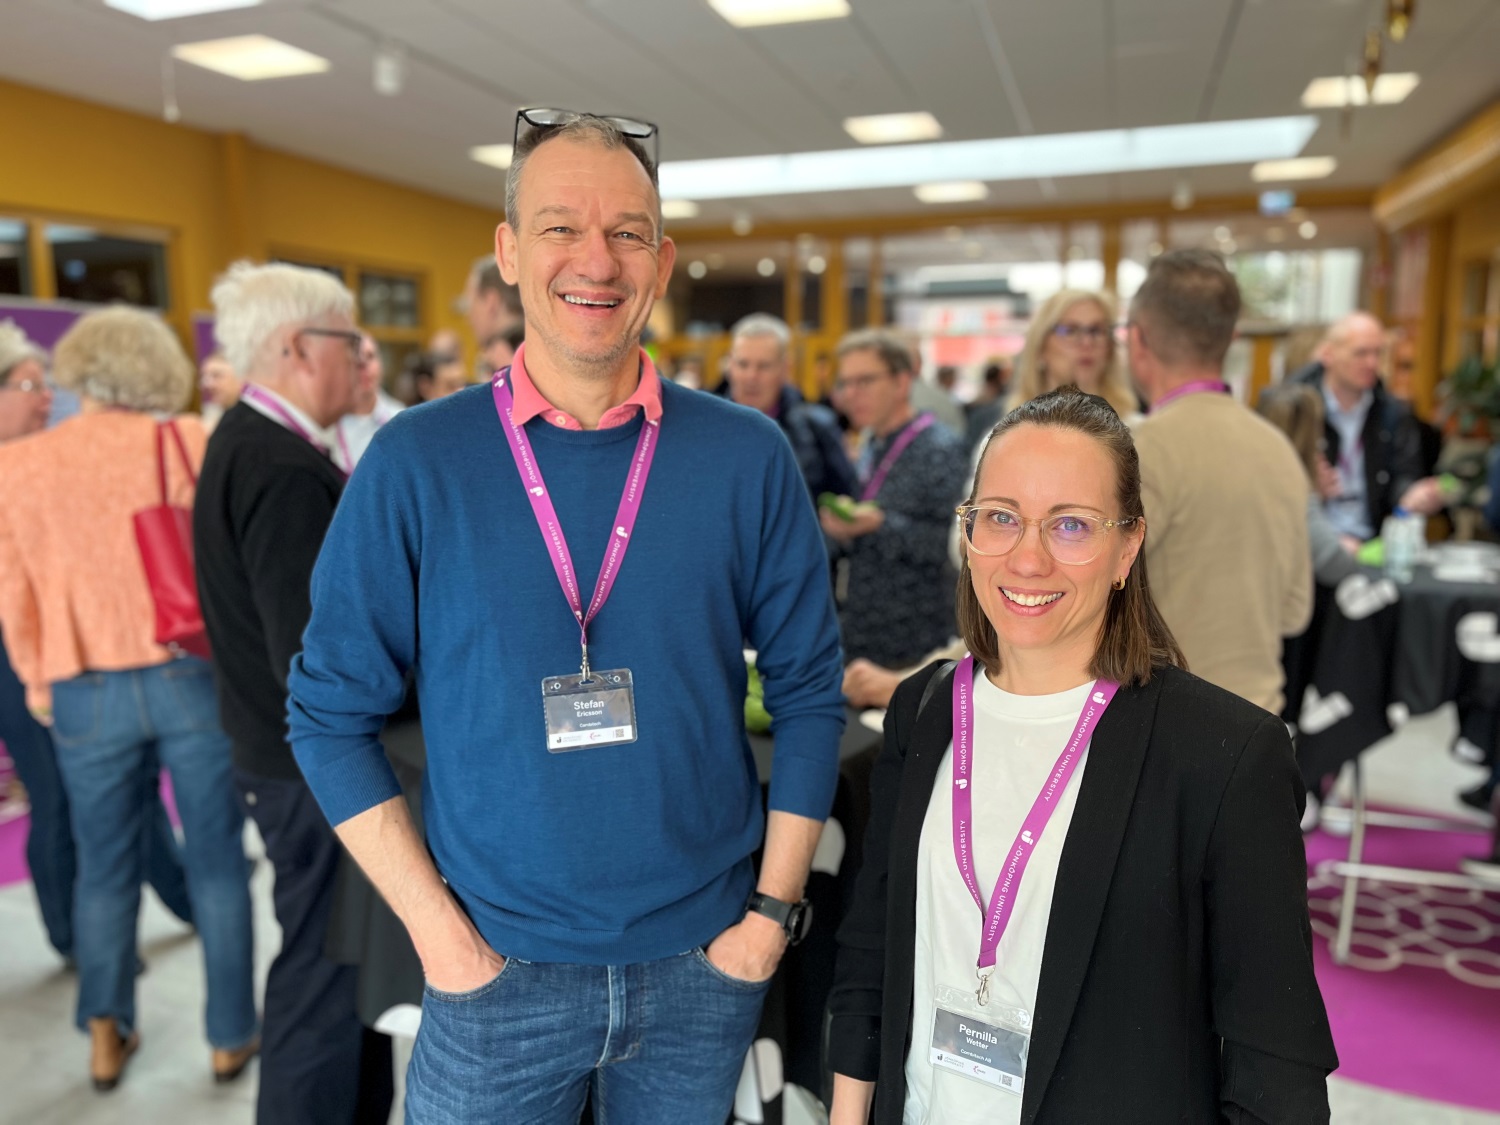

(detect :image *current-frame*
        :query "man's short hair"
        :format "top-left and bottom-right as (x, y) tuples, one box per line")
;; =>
(730, 313), (791, 357)
(470, 256), (524, 317)
(484, 322), (526, 353)
(836, 329), (915, 377)
(1129, 249), (1241, 369)
(211, 260), (354, 377)
(504, 114), (660, 240)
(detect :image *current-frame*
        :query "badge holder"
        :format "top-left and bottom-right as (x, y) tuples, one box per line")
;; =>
(542, 660), (638, 752)
(929, 984), (1031, 1095)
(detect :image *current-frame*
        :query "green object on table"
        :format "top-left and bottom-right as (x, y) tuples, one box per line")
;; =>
(1438, 472), (1461, 497)
(745, 662), (772, 734)
(1356, 538), (1384, 567)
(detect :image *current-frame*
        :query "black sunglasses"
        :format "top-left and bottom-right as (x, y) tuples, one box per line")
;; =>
(514, 107), (660, 170)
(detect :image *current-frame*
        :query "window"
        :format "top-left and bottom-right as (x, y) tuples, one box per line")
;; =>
(0, 220), (32, 296)
(48, 225), (168, 308)
(359, 271), (421, 329)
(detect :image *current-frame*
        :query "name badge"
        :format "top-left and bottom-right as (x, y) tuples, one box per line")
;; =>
(929, 987), (1030, 1095)
(542, 669), (638, 752)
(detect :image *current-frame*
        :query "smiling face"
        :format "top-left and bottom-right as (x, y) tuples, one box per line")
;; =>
(1040, 299), (1111, 394)
(497, 137), (675, 382)
(967, 424), (1142, 683)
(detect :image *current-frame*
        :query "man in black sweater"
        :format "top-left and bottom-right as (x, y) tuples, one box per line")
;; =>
(194, 261), (389, 1125)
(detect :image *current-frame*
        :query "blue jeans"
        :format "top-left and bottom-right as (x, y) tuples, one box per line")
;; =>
(405, 949), (769, 1124)
(0, 638), (191, 956)
(50, 659), (256, 1049)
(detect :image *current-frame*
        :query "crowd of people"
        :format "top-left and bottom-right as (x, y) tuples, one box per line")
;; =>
(0, 106), (1492, 1124)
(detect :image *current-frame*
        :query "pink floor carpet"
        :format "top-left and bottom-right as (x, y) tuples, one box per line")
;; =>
(1306, 818), (1500, 1112)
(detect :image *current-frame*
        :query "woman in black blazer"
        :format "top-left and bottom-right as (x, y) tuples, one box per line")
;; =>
(828, 388), (1336, 1124)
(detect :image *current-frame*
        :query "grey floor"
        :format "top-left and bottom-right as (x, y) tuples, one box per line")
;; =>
(0, 707), (1496, 1125)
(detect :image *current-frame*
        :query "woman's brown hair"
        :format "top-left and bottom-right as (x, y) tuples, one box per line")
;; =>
(956, 387), (1187, 687)
(1255, 382), (1323, 488)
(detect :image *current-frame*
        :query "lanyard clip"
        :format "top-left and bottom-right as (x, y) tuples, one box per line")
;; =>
(580, 641), (592, 685)
(975, 969), (991, 1008)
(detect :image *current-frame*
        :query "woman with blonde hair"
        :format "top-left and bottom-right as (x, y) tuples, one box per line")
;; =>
(1006, 289), (1139, 420)
(0, 306), (256, 1092)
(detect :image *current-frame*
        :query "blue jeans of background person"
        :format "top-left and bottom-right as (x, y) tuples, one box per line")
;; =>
(235, 769), (389, 1125)
(50, 659), (255, 1049)
(0, 638), (192, 957)
(405, 949), (769, 1124)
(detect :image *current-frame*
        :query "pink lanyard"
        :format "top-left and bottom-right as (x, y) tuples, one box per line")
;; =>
(951, 654), (1117, 1004)
(860, 412), (935, 502)
(1150, 379), (1229, 413)
(241, 385), (348, 481)
(491, 371), (658, 680)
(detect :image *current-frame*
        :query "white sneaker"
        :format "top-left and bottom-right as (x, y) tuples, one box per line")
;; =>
(1300, 792), (1321, 835)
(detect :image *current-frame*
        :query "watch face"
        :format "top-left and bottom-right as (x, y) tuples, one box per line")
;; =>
(788, 900), (814, 944)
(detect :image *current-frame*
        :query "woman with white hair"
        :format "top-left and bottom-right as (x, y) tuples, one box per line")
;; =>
(0, 306), (256, 1092)
(1006, 289), (1140, 421)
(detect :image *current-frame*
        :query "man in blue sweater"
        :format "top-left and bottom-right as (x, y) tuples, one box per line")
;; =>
(287, 110), (845, 1122)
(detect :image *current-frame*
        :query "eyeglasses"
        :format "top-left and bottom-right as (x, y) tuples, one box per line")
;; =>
(0, 377), (52, 395)
(1051, 323), (1112, 344)
(956, 504), (1139, 566)
(833, 371), (896, 394)
(514, 107), (660, 170)
(297, 328), (364, 360)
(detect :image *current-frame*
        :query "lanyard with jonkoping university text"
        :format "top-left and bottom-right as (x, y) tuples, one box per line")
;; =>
(860, 412), (935, 502)
(1149, 379), (1229, 413)
(241, 384), (349, 481)
(490, 370), (658, 681)
(951, 654), (1117, 1006)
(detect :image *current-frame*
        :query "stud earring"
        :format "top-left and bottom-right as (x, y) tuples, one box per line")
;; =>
(1113, 575), (1127, 590)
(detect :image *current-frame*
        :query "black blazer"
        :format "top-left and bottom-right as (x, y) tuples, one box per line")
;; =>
(828, 661), (1337, 1124)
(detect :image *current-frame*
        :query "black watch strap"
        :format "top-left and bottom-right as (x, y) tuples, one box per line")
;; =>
(746, 891), (813, 945)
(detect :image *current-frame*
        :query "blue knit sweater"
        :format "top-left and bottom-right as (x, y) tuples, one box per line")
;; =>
(288, 380), (846, 965)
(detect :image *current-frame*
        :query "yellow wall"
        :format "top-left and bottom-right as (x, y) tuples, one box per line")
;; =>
(0, 78), (501, 352)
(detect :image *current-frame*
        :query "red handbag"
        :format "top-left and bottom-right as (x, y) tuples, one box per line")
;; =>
(133, 421), (211, 660)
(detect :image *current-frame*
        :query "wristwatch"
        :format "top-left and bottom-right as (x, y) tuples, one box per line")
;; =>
(746, 892), (813, 946)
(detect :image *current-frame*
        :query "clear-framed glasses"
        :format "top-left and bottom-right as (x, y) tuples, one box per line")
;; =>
(514, 107), (660, 169)
(0, 376), (52, 394)
(1051, 323), (1112, 344)
(298, 328), (364, 360)
(956, 504), (1139, 566)
(832, 371), (895, 394)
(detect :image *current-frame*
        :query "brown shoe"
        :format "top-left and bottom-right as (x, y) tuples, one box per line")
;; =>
(212, 1037), (259, 1084)
(88, 1017), (140, 1092)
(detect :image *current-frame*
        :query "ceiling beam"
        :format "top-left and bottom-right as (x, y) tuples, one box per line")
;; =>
(665, 187), (1377, 245)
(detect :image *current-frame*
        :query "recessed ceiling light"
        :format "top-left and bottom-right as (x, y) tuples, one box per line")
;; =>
(1301, 73), (1420, 109)
(807, 255), (827, 274)
(708, 0), (851, 28)
(844, 112), (943, 145)
(660, 116), (1318, 201)
(171, 35), (330, 81)
(732, 214), (754, 236)
(661, 200), (701, 220)
(1300, 220), (1319, 240)
(105, 0), (260, 18)
(914, 181), (989, 204)
(1252, 157), (1336, 182)
(469, 144), (514, 170)
(757, 257), (777, 277)
(687, 260), (708, 279)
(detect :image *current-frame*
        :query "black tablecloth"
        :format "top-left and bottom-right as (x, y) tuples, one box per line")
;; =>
(1292, 564), (1500, 789)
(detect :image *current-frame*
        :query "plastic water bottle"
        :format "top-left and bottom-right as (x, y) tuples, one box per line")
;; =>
(1382, 506), (1416, 584)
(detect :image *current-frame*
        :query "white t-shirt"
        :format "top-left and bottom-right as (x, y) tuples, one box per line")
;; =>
(903, 675), (1094, 1125)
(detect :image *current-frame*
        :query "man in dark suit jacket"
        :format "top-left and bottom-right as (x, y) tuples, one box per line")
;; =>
(724, 313), (858, 500)
(194, 261), (391, 1125)
(1290, 312), (1441, 539)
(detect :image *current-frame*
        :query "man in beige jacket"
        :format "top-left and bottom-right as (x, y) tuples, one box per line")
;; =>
(1127, 250), (1312, 714)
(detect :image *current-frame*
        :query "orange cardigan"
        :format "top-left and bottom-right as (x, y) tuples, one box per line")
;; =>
(0, 411), (207, 712)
